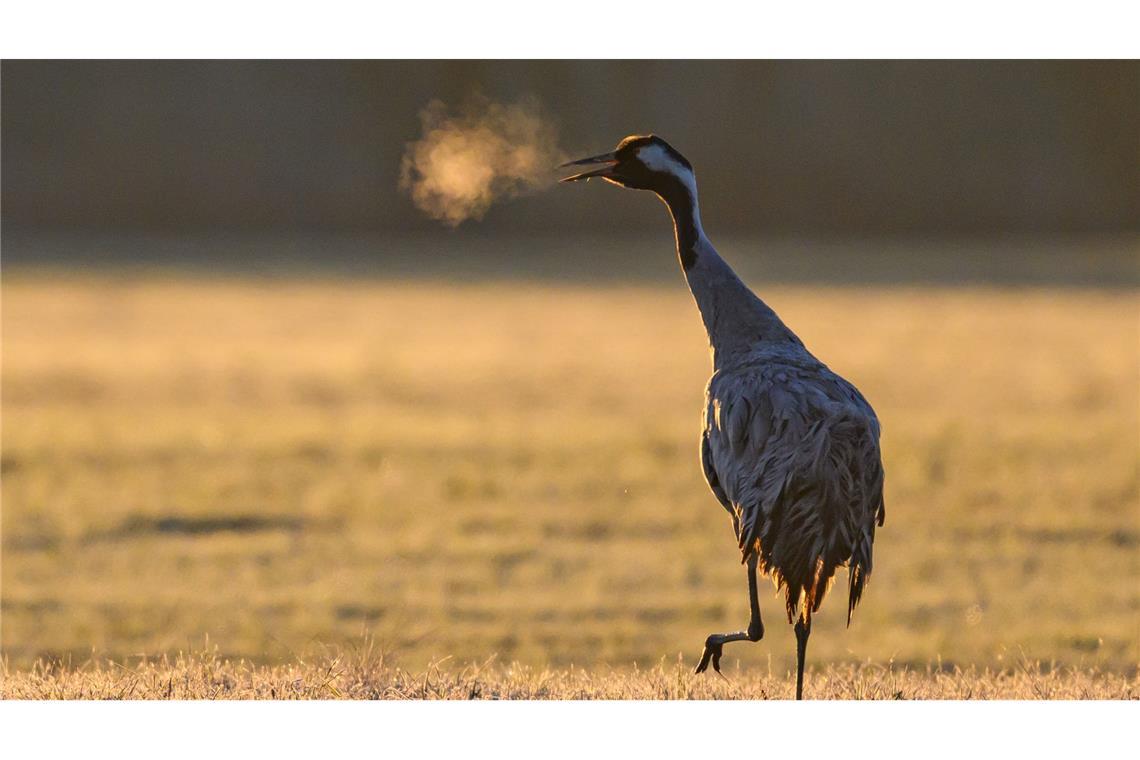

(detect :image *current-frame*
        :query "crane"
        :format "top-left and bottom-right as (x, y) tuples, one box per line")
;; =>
(561, 135), (886, 700)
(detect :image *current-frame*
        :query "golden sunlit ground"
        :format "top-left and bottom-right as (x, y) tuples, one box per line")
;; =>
(3, 643), (1135, 699)
(2, 249), (1137, 698)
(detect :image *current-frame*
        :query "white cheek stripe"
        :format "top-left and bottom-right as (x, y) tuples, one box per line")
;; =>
(639, 143), (702, 234)
(639, 143), (698, 200)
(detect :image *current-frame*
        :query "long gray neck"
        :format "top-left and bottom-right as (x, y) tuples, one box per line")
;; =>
(654, 176), (801, 369)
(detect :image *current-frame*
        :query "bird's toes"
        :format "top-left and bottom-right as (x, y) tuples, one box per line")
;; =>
(694, 636), (723, 675)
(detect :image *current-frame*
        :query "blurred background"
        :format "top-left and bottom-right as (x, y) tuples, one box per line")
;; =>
(4, 60), (1139, 236)
(2, 61), (1137, 674)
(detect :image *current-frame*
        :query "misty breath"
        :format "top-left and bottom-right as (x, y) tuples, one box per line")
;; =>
(399, 97), (564, 226)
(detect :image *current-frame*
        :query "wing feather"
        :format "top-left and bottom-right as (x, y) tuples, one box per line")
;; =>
(702, 356), (885, 624)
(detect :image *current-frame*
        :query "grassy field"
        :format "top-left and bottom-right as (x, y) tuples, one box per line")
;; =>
(3, 641), (1135, 699)
(2, 256), (1138, 697)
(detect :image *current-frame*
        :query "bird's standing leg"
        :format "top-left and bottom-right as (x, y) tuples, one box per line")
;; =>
(695, 555), (764, 675)
(794, 616), (811, 700)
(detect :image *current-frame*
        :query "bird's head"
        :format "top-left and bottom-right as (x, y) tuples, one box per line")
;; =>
(559, 134), (693, 193)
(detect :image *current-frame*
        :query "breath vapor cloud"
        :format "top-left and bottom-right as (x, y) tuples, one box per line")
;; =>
(399, 96), (565, 226)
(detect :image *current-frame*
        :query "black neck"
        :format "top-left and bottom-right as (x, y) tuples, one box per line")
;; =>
(654, 176), (701, 271)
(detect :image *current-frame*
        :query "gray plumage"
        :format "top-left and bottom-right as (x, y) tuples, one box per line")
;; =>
(701, 338), (886, 625)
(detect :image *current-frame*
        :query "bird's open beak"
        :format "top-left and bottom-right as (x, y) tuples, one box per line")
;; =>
(559, 151), (618, 183)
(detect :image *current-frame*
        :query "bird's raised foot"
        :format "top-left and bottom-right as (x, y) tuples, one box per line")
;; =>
(694, 634), (728, 678)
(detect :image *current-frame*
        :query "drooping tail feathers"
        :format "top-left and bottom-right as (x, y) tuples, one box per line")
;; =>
(738, 410), (885, 627)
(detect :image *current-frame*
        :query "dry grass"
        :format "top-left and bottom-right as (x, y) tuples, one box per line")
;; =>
(2, 262), (1138, 695)
(2, 641), (1135, 699)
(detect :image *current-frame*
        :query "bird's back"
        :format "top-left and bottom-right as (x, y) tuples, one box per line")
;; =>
(701, 341), (885, 624)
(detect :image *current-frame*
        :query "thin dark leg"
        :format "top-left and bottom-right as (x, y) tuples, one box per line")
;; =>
(794, 617), (811, 700)
(695, 556), (764, 674)
(746, 556), (763, 641)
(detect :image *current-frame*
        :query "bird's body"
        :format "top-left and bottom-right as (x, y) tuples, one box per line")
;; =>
(562, 135), (885, 699)
(701, 342), (884, 624)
